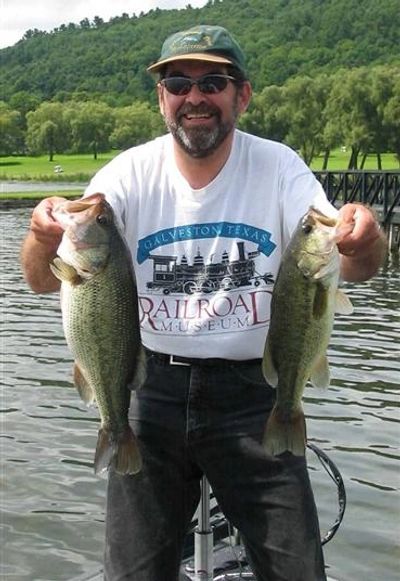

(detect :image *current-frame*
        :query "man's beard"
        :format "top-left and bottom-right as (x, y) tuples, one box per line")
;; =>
(164, 102), (239, 158)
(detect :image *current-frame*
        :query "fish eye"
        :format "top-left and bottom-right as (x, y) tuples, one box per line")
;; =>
(96, 214), (110, 226)
(301, 217), (313, 234)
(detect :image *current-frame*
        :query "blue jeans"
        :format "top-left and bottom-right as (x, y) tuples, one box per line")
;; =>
(104, 352), (326, 581)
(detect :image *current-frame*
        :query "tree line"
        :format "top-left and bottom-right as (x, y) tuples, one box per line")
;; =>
(0, 99), (164, 161)
(1, 0), (398, 169)
(1, 0), (398, 105)
(240, 65), (400, 168)
(1, 65), (399, 169)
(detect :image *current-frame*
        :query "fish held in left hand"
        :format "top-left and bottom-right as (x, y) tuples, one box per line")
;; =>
(50, 193), (145, 475)
(262, 207), (353, 457)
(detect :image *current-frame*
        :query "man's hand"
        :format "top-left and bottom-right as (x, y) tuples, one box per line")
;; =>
(20, 196), (67, 293)
(29, 196), (66, 251)
(337, 203), (387, 282)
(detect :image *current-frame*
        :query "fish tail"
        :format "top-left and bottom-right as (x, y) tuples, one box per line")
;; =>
(263, 405), (307, 457)
(94, 428), (114, 475)
(93, 426), (142, 476)
(114, 427), (143, 475)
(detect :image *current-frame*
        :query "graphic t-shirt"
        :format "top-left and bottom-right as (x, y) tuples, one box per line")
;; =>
(86, 130), (336, 359)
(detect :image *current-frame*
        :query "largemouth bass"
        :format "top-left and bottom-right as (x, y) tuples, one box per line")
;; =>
(50, 193), (145, 475)
(262, 207), (353, 456)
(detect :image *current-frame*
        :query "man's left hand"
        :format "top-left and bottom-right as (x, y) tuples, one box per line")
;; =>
(337, 203), (387, 281)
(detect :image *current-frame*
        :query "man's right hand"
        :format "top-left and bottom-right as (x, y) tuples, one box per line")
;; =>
(29, 196), (66, 251)
(20, 196), (67, 293)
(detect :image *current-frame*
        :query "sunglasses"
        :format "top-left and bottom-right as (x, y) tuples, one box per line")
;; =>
(159, 74), (237, 96)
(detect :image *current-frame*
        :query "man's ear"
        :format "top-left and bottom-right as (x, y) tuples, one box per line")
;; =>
(237, 81), (252, 114)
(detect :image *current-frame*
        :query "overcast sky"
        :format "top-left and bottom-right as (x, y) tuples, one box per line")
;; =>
(1, 0), (209, 49)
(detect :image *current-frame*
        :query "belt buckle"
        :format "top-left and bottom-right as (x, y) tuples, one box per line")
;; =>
(169, 355), (191, 367)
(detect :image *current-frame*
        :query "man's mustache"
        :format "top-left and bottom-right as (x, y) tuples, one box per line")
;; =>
(177, 104), (220, 120)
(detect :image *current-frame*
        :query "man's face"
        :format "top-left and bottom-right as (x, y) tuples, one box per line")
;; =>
(157, 61), (251, 158)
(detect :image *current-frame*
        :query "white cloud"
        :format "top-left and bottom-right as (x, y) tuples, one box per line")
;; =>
(1, 0), (208, 49)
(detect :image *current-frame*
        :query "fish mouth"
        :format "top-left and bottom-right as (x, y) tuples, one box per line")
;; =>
(60, 193), (106, 212)
(315, 214), (337, 228)
(307, 207), (355, 243)
(307, 207), (338, 227)
(53, 194), (108, 230)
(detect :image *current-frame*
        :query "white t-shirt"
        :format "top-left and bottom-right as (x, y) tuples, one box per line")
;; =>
(86, 130), (336, 359)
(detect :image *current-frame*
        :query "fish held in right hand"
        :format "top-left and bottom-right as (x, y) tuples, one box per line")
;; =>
(50, 193), (145, 476)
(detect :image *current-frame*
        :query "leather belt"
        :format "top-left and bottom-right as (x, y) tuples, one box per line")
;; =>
(145, 349), (262, 368)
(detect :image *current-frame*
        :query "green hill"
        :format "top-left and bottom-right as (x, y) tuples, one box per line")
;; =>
(1, 0), (399, 105)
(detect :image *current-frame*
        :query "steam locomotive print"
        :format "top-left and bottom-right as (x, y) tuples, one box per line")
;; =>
(146, 241), (274, 295)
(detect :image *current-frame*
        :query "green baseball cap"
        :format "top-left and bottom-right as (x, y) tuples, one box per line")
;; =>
(147, 25), (247, 77)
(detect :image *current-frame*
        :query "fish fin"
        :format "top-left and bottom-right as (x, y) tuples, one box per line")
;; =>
(312, 259), (338, 281)
(310, 354), (330, 389)
(130, 347), (147, 391)
(93, 427), (142, 476)
(262, 338), (278, 388)
(50, 257), (82, 285)
(263, 405), (307, 457)
(114, 428), (142, 475)
(335, 289), (354, 315)
(73, 363), (95, 405)
(94, 429), (115, 475)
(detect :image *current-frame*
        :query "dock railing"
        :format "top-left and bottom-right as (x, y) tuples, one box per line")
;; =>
(314, 170), (400, 227)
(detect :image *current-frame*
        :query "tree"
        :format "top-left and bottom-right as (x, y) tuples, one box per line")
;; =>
(9, 91), (41, 121)
(93, 16), (104, 28)
(37, 120), (59, 161)
(0, 102), (24, 155)
(110, 102), (164, 150)
(65, 101), (115, 159)
(26, 102), (70, 160)
(239, 85), (288, 142)
(384, 74), (400, 164)
(323, 66), (398, 169)
(367, 66), (399, 168)
(278, 75), (330, 165)
(239, 76), (330, 166)
(323, 68), (373, 169)
(79, 18), (91, 29)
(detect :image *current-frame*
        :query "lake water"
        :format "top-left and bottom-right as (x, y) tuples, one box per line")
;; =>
(2, 205), (399, 581)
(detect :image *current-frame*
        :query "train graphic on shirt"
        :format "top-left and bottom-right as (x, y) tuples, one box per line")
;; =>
(146, 241), (274, 295)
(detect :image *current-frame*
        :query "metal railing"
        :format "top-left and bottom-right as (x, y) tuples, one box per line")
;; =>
(314, 171), (400, 225)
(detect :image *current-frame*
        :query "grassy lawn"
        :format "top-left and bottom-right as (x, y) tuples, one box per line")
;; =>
(310, 150), (399, 171)
(0, 152), (118, 182)
(0, 149), (398, 191)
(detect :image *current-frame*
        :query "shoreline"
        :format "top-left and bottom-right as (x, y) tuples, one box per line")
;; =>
(0, 191), (83, 208)
(0, 179), (86, 202)
(0, 180), (84, 205)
